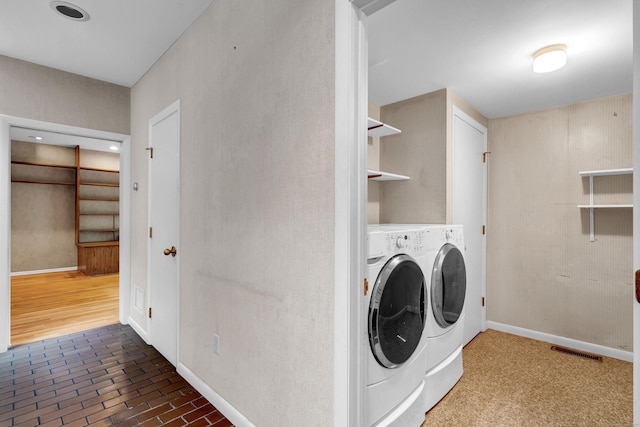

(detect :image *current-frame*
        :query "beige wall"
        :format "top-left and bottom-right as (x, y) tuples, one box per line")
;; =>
(2, 55), (129, 271)
(0, 55), (130, 134)
(380, 89), (448, 223)
(378, 88), (487, 224)
(487, 93), (633, 351)
(130, 1), (335, 425)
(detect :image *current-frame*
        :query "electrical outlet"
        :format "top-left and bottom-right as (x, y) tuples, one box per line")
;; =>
(213, 334), (220, 355)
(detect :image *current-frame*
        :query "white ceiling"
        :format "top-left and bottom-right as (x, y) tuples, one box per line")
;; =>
(0, 0), (632, 120)
(0, 0), (213, 87)
(368, 0), (633, 119)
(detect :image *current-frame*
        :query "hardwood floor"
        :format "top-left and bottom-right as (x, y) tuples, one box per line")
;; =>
(11, 271), (119, 347)
(0, 324), (233, 427)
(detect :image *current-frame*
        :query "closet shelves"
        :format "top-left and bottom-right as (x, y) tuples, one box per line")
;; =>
(11, 160), (76, 169)
(11, 179), (75, 186)
(80, 181), (119, 187)
(80, 197), (119, 202)
(11, 160), (76, 186)
(578, 168), (633, 242)
(368, 117), (401, 137)
(367, 118), (408, 181)
(367, 169), (410, 181)
(80, 166), (119, 173)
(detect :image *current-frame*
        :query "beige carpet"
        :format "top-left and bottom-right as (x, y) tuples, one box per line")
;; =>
(422, 329), (632, 426)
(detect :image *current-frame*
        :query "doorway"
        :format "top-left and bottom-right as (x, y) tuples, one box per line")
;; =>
(452, 107), (487, 345)
(0, 115), (131, 352)
(147, 101), (180, 366)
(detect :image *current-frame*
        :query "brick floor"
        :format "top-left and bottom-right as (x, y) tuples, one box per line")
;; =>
(0, 324), (234, 427)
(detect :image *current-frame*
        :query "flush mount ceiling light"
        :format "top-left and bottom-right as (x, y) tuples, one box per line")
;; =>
(50, 1), (90, 22)
(108, 145), (120, 151)
(28, 135), (44, 141)
(533, 44), (567, 73)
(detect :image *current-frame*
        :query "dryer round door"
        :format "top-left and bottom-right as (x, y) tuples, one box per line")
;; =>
(431, 243), (466, 328)
(369, 254), (426, 369)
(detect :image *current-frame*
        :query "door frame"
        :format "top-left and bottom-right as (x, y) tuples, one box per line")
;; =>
(451, 106), (488, 335)
(146, 100), (181, 365)
(632, 2), (639, 423)
(0, 114), (131, 352)
(335, 1), (368, 425)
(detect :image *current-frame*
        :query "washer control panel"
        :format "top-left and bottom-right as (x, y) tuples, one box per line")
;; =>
(383, 230), (426, 255)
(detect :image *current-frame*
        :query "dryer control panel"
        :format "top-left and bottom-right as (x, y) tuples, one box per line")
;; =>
(441, 226), (464, 247)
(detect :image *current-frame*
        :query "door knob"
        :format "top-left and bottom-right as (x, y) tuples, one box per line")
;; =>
(163, 246), (177, 257)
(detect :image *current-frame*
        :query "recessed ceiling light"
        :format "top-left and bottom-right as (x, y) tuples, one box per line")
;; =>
(109, 145), (120, 151)
(533, 44), (567, 73)
(29, 135), (44, 141)
(50, 1), (90, 22)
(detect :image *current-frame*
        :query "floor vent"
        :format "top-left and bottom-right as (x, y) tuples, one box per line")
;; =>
(551, 345), (603, 362)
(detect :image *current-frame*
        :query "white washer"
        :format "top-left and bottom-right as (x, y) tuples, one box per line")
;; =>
(366, 225), (430, 427)
(422, 225), (466, 412)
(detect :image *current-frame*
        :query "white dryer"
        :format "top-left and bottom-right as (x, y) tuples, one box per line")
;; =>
(366, 225), (429, 427)
(422, 225), (466, 412)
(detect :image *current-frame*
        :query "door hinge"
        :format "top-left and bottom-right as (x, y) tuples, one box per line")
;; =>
(146, 147), (153, 159)
(149, 227), (153, 238)
(482, 225), (486, 235)
(482, 297), (485, 307)
(483, 151), (491, 163)
(364, 278), (369, 296)
(148, 307), (152, 318)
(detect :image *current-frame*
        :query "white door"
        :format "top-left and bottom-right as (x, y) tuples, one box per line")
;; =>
(148, 101), (180, 366)
(452, 107), (487, 346)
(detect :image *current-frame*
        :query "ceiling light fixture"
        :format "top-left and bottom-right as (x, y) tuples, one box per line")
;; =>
(533, 44), (567, 73)
(29, 136), (44, 141)
(50, 1), (90, 22)
(109, 145), (120, 151)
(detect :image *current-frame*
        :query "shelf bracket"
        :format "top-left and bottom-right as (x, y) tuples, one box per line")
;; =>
(588, 175), (594, 242)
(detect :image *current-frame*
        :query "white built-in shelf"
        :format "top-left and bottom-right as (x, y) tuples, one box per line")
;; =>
(367, 118), (407, 181)
(368, 118), (401, 137)
(577, 204), (633, 209)
(578, 168), (632, 177)
(367, 169), (410, 182)
(578, 168), (633, 241)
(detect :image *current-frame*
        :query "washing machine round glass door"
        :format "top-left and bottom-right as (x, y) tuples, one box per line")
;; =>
(369, 254), (426, 368)
(431, 243), (466, 328)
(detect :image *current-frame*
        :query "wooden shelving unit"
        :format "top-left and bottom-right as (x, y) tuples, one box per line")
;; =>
(75, 147), (120, 274)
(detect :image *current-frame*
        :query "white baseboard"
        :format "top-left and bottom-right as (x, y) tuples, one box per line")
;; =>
(11, 266), (77, 276)
(487, 321), (633, 362)
(127, 316), (149, 344)
(177, 362), (255, 427)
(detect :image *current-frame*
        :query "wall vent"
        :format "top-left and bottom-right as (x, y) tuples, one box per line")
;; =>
(550, 345), (603, 362)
